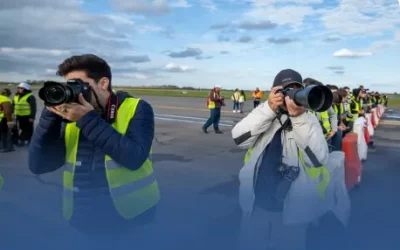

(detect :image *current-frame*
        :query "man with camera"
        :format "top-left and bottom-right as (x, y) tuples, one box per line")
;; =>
(28, 54), (160, 249)
(202, 84), (224, 134)
(232, 69), (329, 250)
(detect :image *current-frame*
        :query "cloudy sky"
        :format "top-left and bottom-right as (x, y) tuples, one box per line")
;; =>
(1, 0), (399, 92)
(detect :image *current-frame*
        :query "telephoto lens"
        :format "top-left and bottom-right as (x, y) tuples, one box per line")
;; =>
(38, 79), (92, 107)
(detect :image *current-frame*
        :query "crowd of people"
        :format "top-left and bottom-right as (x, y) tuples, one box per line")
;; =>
(0, 83), (37, 153)
(202, 79), (389, 153)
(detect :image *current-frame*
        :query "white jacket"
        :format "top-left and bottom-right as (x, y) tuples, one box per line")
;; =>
(231, 101), (330, 225)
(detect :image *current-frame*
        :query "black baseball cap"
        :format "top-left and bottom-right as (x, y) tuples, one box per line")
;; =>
(273, 69), (303, 88)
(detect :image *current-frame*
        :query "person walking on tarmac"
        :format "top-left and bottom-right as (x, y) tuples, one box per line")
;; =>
(0, 88), (15, 152)
(13, 82), (36, 146)
(252, 87), (263, 108)
(28, 54), (160, 249)
(203, 84), (224, 134)
(232, 69), (329, 250)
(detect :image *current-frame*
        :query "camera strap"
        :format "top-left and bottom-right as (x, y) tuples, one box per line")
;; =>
(106, 92), (119, 124)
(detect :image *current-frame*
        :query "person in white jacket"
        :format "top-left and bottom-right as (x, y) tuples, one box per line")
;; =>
(232, 69), (330, 250)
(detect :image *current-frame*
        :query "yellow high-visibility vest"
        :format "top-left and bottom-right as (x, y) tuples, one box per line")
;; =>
(333, 103), (344, 116)
(0, 95), (12, 119)
(346, 97), (359, 122)
(63, 97), (160, 221)
(244, 146), (330, 199)
(14, 93), (32, 116)
(208, 91), (218, 109)
(310, 110), (331, 137)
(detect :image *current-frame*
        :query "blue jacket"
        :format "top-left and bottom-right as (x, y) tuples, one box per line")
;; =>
(28, 91), (156, 230)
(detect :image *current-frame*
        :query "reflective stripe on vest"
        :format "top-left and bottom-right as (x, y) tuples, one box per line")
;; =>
(14, 93), (32, 116)
(319, 111), (331, 135)
(63, 97), (160, 221)
(310, 110), (331, 136)
(0, 95), (11, 119)
(243, 146), (330, 199)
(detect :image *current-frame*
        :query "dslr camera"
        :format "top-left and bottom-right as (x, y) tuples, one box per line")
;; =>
(276, 85), (333, 112)
(39, 79), (92, 107)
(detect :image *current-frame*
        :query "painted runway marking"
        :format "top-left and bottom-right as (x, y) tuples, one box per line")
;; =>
(154, 116), (233, 127)
(154, 105), (249, 115)
(155, 114), (235, 124)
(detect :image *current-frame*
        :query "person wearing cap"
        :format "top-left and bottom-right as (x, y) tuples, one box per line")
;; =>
(232, 69), (329, 250)
(0, 88), (15, 152)
(303, 78), (338, 149)
(203, 84), (224, 134)
(252, 87), (263, 108)
(13, 82), (37, 146)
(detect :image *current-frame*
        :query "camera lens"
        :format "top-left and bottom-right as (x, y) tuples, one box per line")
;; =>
(45, 85), (66, 104)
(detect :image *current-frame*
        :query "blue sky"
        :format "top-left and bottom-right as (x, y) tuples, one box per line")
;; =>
(0, 0), (399, 92)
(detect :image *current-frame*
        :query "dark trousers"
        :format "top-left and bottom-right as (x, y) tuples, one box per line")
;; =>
(16, 116), (34, 142)
(253, 100), (260, 108)
(0, 118), (13, 151)
(331, 130), (343, 151)
(203, 108), (221, 131)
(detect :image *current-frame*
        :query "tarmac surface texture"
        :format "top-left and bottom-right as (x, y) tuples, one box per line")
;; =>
(1, 94), (399, 250)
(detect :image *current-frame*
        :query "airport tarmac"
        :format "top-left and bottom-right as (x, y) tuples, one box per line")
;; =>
(1, 94), (399, 250)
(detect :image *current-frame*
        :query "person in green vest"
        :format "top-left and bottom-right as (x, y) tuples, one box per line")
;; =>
(331, 89), (348, 151)
(231, 88), (240, 113)
(0, 88), (15, 152)
(239, 90), (246, 113)
(13, 82), (36, 146)
(28, 54), (160, 249)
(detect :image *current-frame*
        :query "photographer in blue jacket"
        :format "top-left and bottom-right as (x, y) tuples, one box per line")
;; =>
(28, 54), (160, 249)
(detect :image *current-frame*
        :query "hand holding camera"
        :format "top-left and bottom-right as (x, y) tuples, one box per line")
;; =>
(39, 79), (94, 122)
(268, 86), (284, 112)
(46, 94), (94, 122)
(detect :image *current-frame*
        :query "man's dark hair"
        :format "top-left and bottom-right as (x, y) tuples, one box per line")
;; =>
(57, 54), (112, 91)
(343, 86), (350, 90)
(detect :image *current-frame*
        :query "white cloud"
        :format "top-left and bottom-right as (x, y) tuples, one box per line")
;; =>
(250, 0), (323, 6)
(170, 0), (191, 8)
(333, 48), (373, 58)
(322, 0), (400, 36)
(200, 0), (217, 11)
(244, 5), (316, 28)
(0, 47), (71, 57)
(163, 63), (194, 72)
(110, 0), (191, 16)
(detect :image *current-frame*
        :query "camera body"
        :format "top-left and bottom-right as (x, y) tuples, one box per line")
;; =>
(39, 79), (92, 107)
(274, 164), (300, 201)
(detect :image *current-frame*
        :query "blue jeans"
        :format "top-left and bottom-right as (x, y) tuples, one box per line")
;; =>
(232, 101), (239, 111)
(331, 130), (343, 151)
(203, 108), (221, 131)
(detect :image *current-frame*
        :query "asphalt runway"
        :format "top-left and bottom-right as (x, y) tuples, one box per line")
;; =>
(1, 94), (400, 250)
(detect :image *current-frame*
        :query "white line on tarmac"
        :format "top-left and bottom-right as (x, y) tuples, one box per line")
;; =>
(155, 113), (235, 124)
(154, 116), (233, 127)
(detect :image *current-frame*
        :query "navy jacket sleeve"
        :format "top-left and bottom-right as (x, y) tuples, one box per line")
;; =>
(76, 99), (154, 171)
(28, 108), (66, 174)
(27, 95), (37, 119)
